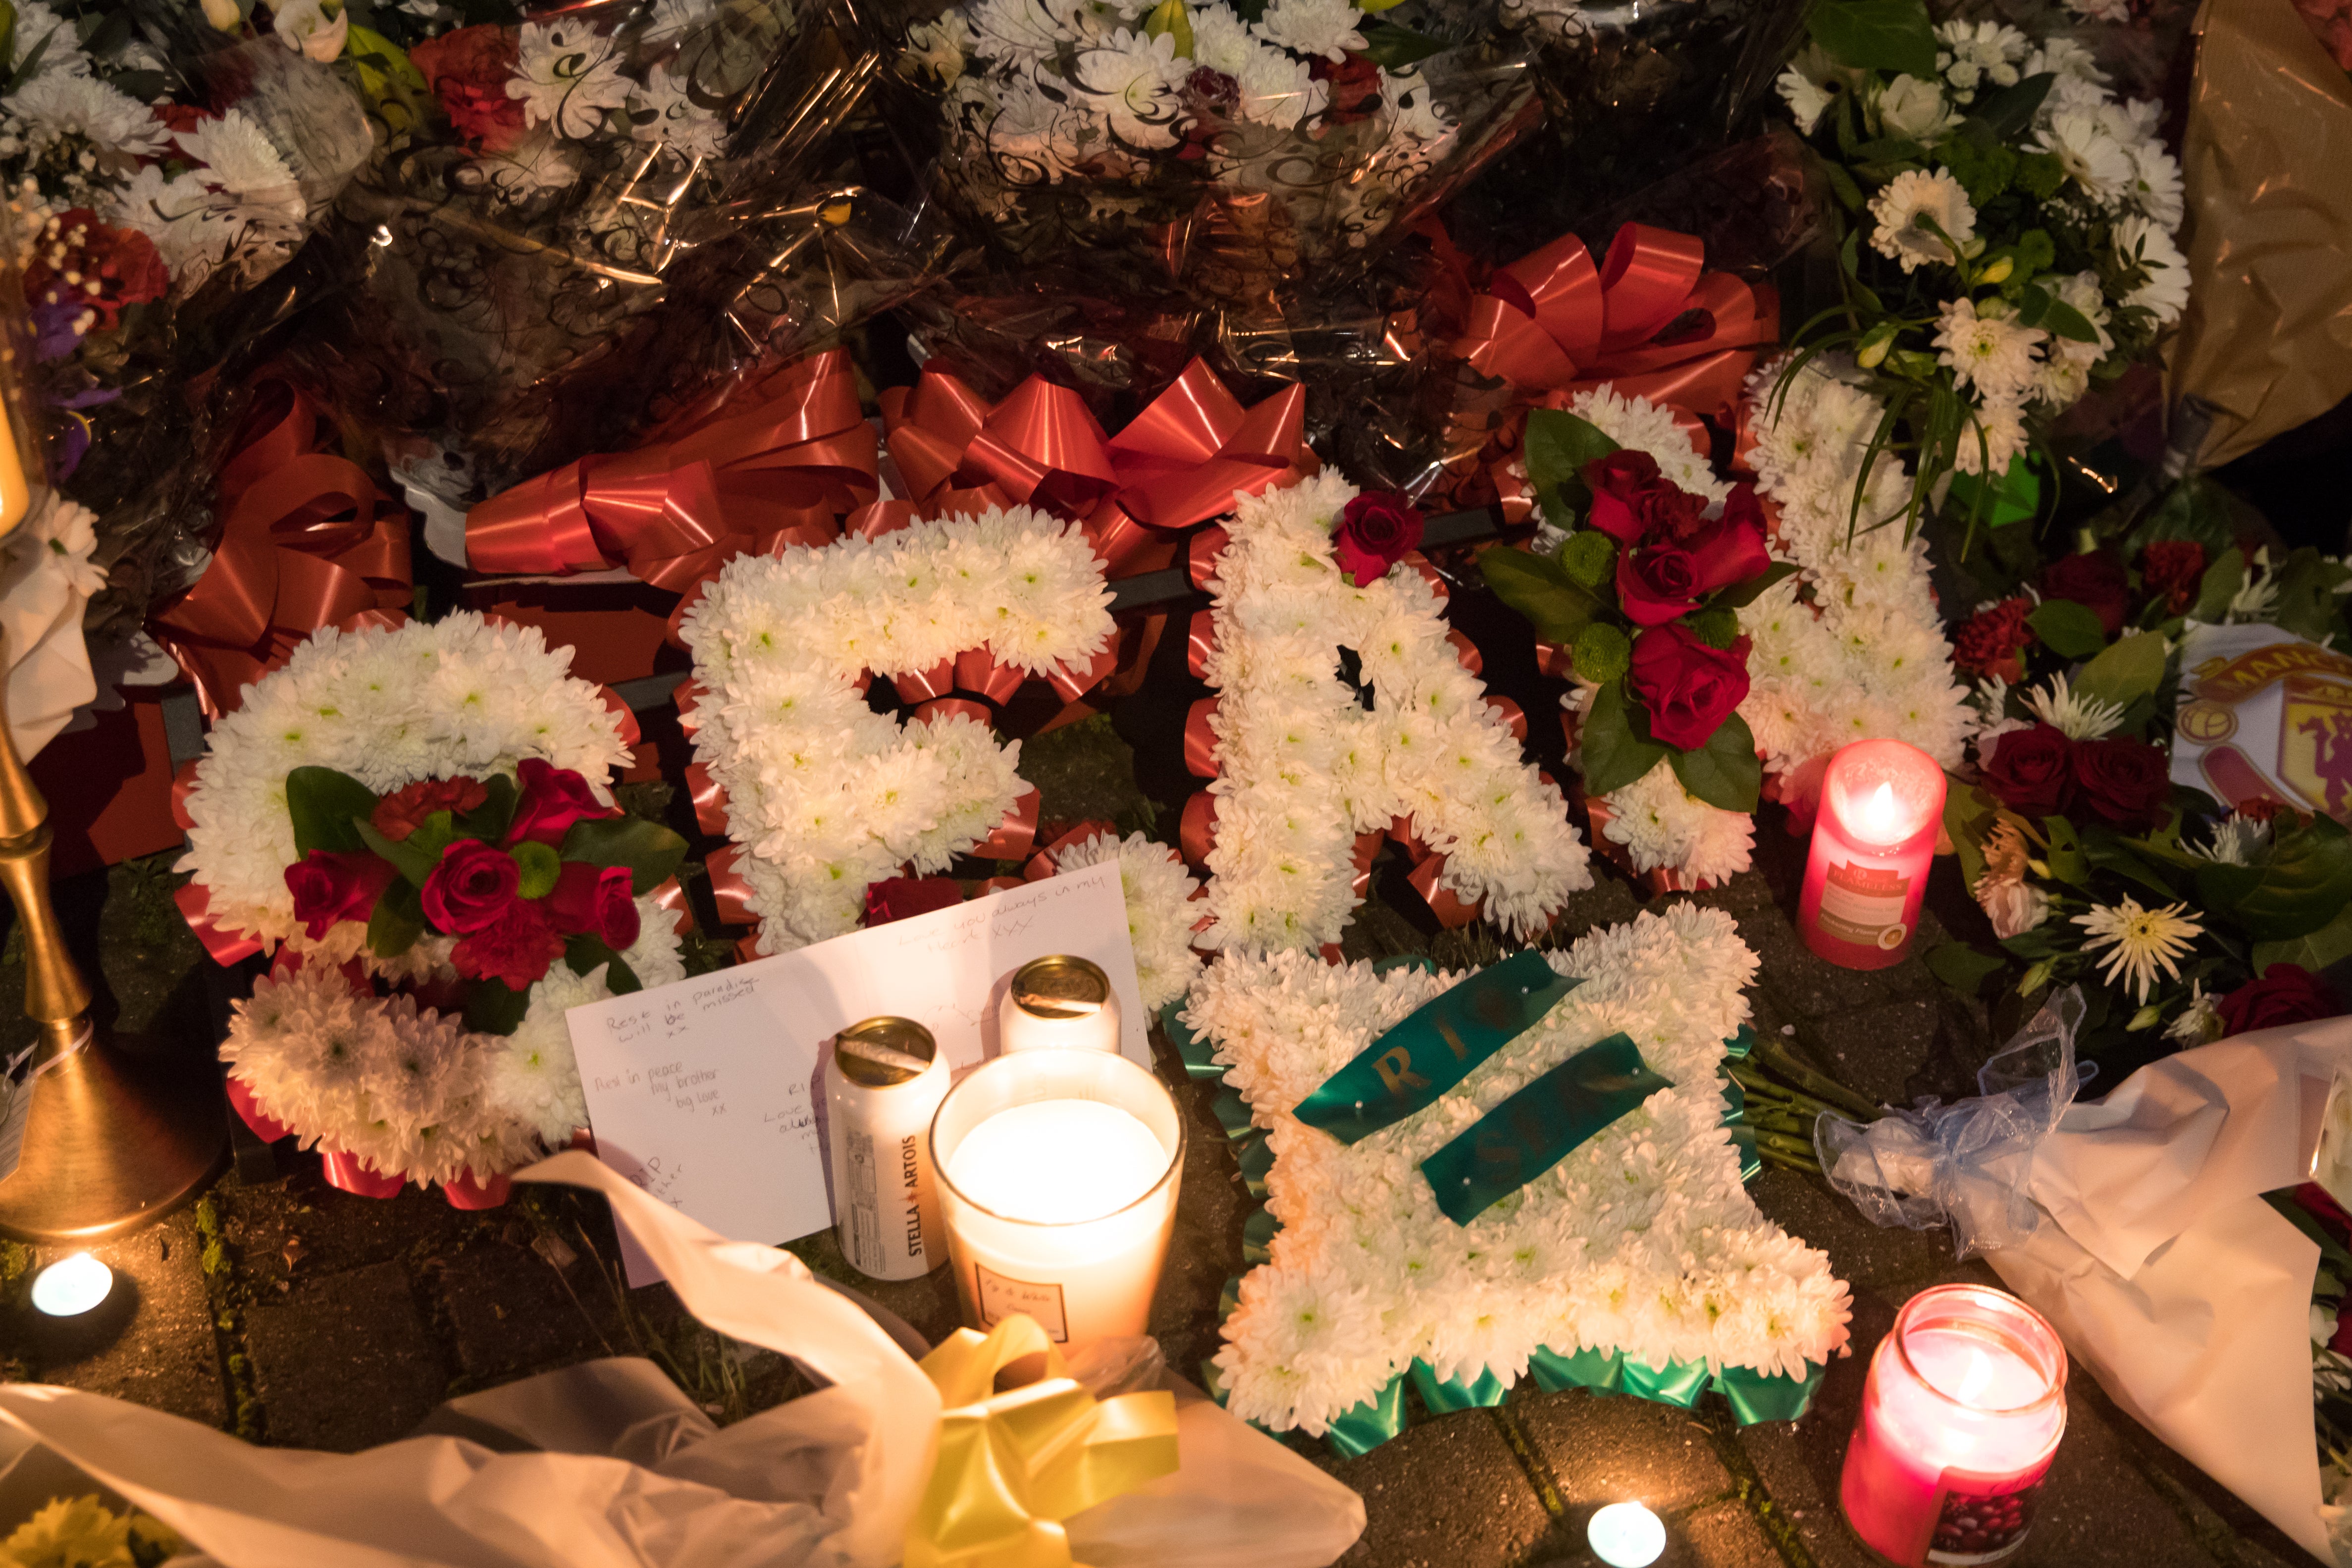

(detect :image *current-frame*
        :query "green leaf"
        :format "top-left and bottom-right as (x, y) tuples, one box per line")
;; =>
(2252, 904), (2352, 975)
(2040, 300), (2101, 345)
(454, 773), (519, 845)
(1707, 560), (1801, 611)
(1972, 72), (2055, 139)
(367, 879), (425, 959)
(1926, 941), (2008, 995)
(464, 979), (531, 1036)
(2041, 816), (2091, 889)
(1522, 408), (1618, 525)
(513, 840), (563, 900)
(288, 767), (379, 857)
(2271, 548), (2348, 642)
(2192, 546), (2245, 624)
(1480, 547), (1610, 644)
(1355, 19), (1448, 68)
(2073, 631), (2168, 712)
(566, 935), (642, 994)
(352, 815), (442, 890)
(2080, 831), (2183, 902)
(1579, 680), (1670, 797)
(2211, 812), (2352, 941)
(2025, 598), (2107, 659)
(1667, 713), (1762, 812)
(1808, 0), (1937, 76)
(2127, 474), (2236, 556)
(560, 814), (688, 896)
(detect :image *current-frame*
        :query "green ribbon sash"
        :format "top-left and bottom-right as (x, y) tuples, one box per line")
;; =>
(1295, 949), (1581, 1144)
(1421, 1032), (1672, 1226)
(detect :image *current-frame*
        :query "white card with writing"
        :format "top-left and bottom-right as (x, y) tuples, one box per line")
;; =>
(566, 860), (1147, 1284)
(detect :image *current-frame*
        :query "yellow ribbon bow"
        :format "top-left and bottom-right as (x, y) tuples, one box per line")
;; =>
(905, 1315), (1182, 1568)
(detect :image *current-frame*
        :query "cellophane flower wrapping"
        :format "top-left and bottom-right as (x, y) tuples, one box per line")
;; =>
(283, 0), (946, 514)
(873, 0), (1541, 400)
(0, 15), (373, 643)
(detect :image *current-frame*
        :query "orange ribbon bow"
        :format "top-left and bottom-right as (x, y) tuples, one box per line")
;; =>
(465, 350), (878, 591)
(880, 357), (1314, 575)
(151, 379), (413, 721)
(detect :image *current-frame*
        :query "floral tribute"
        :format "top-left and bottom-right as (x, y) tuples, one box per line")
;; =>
(1481, 378), (1968, 889)
(1187, 472), (1591, 953)
(1942, 525), (2352, 1070)
(676, 507), (1115, 952)
(180, 614), (687, 1200)
(1775, 0), (2186, 517)
(1182, 905), (1851, 1436)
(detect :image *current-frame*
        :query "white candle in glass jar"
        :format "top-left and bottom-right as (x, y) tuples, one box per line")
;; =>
(931, 1049), (1184, 1346)
(997, 954), (1122, 1054)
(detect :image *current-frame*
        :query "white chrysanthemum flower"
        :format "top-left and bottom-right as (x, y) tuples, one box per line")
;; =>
(2025, 38), (2108, 86)
(2035, 109), (2135, 207)
(1875, 74), (1955, 141)
(1867, 168), (1976, 272)
(511, 19), (633, 139)
(5, 70), (168, 160)
(1071, 29), (1187, 148)
(2194, 814), (2271, 866)
(1231, 41), (1324, 125)
(2074, 895), (2203, 1004)
(964, 0), (1065, 65)
(2025, 670), (2126, 739)
(2113, 213), (2190, 325)
(11, 491), (105, 597)
(1934, 296), (2044, 403)
(1935, 19), (2028, 97)
(105, 162), (307, 289)
(1044, 831), (1203, 1011)
(4, 0), (87, 83)
(1563, 386), (1728, 502)
(1596, 766), (1755, 884)
(173, 110), (296, 195)
(2227, 546), (2280, 623)
(2164, 979), (2224, 1046)
(1777, 65), (1832, 134)
(629, 62), (728, 158)
(1251, 0), (1366, 60)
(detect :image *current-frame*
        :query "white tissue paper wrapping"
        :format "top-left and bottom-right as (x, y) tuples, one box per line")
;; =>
(1826, 1007), (2352, 1563)
(0, 1151), (1366, 1568)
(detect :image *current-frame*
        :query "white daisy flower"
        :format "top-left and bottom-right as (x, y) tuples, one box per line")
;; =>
(1777, 65), (1832, 134)
(2113, 213), (2190, 325)
(1867, 168), (1977, 272)
(2035, 109), (2135, 207)
(2074, 895), (2202, 1004)
(1071, 28), (1188, 148)
(1251, 0), (1366, 61)
(1934, 296), (2045, 403)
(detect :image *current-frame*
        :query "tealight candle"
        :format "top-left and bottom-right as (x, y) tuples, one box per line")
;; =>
(31, 1252), (112, 1316)
(1799, 739), (1946, 969)
(1587, 1502), (1666, 1567)
(930, 1048), (1185, 1346)
(1841, 1284), (2067, 1567)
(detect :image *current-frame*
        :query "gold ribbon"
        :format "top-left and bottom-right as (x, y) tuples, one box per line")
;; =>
(906, 1315), (1180, 1568)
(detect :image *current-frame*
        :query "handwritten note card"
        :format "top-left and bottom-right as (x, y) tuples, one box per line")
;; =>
(567, 860), (1147, 1283)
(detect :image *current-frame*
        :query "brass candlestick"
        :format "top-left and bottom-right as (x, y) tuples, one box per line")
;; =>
(0, 640), (223, 1242)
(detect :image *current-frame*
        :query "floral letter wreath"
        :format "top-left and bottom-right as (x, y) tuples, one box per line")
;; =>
(1185, 905), (1852, 1436)
(181, 614), (685, 1199)
(1189, 471), (1592, 952)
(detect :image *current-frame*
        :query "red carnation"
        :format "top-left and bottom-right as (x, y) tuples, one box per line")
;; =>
(420, 839), (521, 933)
(1626, 623), (1753, 750)
(2139, 540), (2207, 615)
(409, 26), (528, 153)
(1332, 491), (1425, 587)
(284, 850), (397, 940)
(452, 902), (567, 991)
(1981, 725), (2076, 818)
(23, 209), (167, 337)
(544, 861), (641, 951)
(2039, 550), (2131, 636)
(508, 758), (613, 847)
(371, 776), (491, 841)
(2217, 964), (2345, 1038)
(2072, 735), (2173, 830)
(1953, 598), (2036, 684)
(863, 877), (969, 926)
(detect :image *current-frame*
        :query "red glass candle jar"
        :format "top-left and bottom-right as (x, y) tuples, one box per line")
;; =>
(1799, 739), (1946, 969)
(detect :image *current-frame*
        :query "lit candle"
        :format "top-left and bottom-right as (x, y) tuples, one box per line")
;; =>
(31, 1252), (112, 1316)
(1799, 739), (1946, 970)
(1587, 1502), (1666, 1567)
(1841, 1285), (2067, 1567)
(997, 954), (1122, 1054)
(930, 1048), (1185, 1346)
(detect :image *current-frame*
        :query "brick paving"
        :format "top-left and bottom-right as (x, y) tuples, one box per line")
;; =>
(0, 731), (2325, 1567)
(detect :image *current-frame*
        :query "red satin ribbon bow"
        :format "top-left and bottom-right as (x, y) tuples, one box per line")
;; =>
(150, 379), (413, 721)
(879, 357), (1313, 575)
(1456, 223), (1778, 421)
(466, 350), (878, 590)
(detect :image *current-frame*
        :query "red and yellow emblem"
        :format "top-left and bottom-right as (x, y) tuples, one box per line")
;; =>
(2280, 672), (2352, 823)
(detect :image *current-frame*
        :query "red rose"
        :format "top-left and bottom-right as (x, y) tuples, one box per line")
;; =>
(508, 758), (612, 847)
(544, 861), (641, 951)
(2217, 963), (2345, 1038)
(1332, 491), (1424, 587)
(1308, 52), (1383, 123)
(2139, 540), (2207, 615)
(451, 902), (567, 991)
(23, 209), (168, 336)
(1953, 597), (2036, 683)
(1615, 486), (1773, 627)
(371, 776), (491, 841)
(284, 850), (397, 940)
(1980, 725), (2076, 818)
(1626, 623), (1753, 750)
(421, 839), (522, 933)
(2039, 550), (2131, 636)
(409, 26), (527, 153)
(1584, 451), (1708, 545)
(2072, 735), (2172, 830)
(863, 877), (968, 926)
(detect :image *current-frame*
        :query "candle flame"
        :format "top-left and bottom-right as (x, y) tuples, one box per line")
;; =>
(1958, 1346), (1993, 1406)
(1861, 782), (1901, 839)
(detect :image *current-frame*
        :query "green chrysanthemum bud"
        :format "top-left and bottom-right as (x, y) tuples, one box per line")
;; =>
(1559, 530), (1617, 588)
(1687, 606), (1742, 649)
(1571, 622), (1631, 684)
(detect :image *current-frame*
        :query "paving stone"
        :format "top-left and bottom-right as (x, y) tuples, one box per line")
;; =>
(2018, 1375), (2221, 1568)
(12, 1211), (222, 1427)
(1513, 1387), (1736, 1517)
(1795, 994), (1986, 1109)
(1327, 1409), (1553, 1568)
(217, 1170), (482, 1293)
(1679, 1499), (1784, 1567)
(429, 1240), (606, 1383)
(242, 1260), (447, 1451)
(1749, 1166), (1961, 1296)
